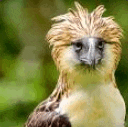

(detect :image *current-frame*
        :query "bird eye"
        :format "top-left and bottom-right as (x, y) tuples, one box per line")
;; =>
(72, 42), (82, 51)
(76, 42), (82, 48)
(98, 41), (104, 49)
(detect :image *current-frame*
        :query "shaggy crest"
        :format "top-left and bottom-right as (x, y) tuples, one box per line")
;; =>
(46, 2), (122, 47)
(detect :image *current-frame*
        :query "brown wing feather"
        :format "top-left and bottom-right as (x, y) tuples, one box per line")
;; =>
(25, 100), (71, 127)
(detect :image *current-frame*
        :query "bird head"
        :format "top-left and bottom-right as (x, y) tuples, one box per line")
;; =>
(46, 2), (122, 80)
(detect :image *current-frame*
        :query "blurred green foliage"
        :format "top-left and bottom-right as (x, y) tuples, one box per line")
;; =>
(0, 0), (128, 126)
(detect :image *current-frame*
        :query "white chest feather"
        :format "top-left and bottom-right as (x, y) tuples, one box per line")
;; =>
(58, 84), (125, 127)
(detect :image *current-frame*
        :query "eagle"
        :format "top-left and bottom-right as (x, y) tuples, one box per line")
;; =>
(25, 2), (125, 127)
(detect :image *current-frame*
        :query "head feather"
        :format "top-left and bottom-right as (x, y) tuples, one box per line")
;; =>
(46, 2), (122, 47)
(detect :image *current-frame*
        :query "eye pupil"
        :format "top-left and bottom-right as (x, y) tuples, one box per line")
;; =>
(76, 42), (82, 48)
(72, 41), (82, 52)
(75, 42), (82, 51)
(98, 41), (104, 49)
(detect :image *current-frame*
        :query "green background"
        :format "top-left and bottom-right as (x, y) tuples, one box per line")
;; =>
(0, 0), (128, 126)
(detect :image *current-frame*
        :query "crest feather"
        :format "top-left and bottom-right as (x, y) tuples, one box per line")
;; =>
(47, 2), (122, 46)
(92, 5), (106, 17)
(74, 1), (88, 17)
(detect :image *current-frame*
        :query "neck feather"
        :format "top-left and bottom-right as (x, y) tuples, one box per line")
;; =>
(50, 71), (116, 101)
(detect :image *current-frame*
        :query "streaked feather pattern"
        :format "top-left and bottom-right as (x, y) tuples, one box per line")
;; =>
(25, 2), (125, 127)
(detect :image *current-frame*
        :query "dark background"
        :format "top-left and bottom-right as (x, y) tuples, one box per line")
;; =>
(0, 0), (128, 126)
